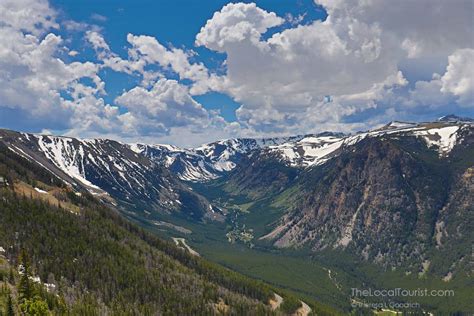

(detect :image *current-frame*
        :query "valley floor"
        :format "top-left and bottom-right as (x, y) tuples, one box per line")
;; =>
(133, 204), (474, 315)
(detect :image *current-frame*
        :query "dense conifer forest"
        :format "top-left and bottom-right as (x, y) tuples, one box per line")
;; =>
(0, 143), (307, 315)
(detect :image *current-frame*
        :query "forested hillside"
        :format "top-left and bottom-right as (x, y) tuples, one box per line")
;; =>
(0, 142), (309, 315)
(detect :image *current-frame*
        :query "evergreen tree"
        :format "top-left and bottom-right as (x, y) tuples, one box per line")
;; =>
(18, 250), (33, 302)
(6, 294), (15, 316)
(8, 268), (14, 284)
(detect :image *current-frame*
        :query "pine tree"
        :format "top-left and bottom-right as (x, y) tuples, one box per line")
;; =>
(8, 268), (14, 284)
(18, 250), (32, 302)
(6, 294), (15, 316)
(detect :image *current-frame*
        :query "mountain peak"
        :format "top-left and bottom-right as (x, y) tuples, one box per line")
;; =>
(382, 120), (417, 130)
(438, 114), (473, 122)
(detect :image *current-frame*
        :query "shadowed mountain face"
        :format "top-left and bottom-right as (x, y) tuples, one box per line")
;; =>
(219, 150), (300, 200)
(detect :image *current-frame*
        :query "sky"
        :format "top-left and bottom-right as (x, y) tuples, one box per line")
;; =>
(0, 0), (473, 146)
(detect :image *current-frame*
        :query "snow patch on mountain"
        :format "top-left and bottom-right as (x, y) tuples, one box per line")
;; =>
(36, 135), (101, 190)
(382, 121), (418, 130)
(414, 125), (460, 155)
(34, 187), (48, 194)
(268, 135), (344, 167)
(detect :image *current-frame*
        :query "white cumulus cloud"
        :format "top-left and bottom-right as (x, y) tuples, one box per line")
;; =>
(193, 0), (473, 134)
(0, 0), (473, 146)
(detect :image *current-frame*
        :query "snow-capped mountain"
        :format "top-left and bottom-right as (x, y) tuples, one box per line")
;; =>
(263, 120), (473, 167)
(0, 130), (213, 220)
(130, 136), (308, 181)
(0, 117), (471, 220)
(259, 126), (474, 268)
(1, 117), (472, 302)
(438, 114), (474, 123)
(128, 118), (473, 183)
(215, 118), (473, 202)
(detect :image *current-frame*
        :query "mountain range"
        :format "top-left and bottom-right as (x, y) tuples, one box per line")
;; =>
(1, 115), (473, 314)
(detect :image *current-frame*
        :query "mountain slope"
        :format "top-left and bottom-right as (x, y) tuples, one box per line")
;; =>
(0, 141), (310, 315)
(0, 130), (214, 222)
(259, 122), (474, 277)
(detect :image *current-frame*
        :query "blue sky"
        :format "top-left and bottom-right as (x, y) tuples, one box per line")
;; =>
(49, 0), (327, 122)
(0, 0), (472, 146)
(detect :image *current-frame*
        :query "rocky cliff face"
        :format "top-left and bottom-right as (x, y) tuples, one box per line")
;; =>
(257, 123), (474, 274)
(430, 126), (474, 276)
